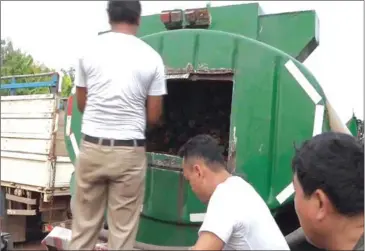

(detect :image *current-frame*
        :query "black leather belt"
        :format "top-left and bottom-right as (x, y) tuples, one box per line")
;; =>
(83, 134), (145, 147)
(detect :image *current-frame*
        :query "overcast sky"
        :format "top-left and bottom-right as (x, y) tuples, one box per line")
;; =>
(1, 1), (363, 122)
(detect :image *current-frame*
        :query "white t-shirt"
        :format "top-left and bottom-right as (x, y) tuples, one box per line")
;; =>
(199, 176), (290, 250)
(74, 32), (167, 140)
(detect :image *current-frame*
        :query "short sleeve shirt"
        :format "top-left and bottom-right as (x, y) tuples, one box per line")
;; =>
(199, 176), (290, 250)
(74, 32), (167, 140)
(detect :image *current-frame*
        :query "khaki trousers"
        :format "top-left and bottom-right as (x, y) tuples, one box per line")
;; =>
(69, 139), (146, 250)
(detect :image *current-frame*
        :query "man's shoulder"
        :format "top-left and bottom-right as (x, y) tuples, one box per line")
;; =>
(210, 177), (246, 203)
(220, 176), (250, 191)
(130, 36), (163, 61)
(92, 33), (162, 62)
(212, 176), (264, 208)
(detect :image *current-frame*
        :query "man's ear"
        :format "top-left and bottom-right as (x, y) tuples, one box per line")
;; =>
(313, 189), (332, 221)
(193, 164), (203, 178)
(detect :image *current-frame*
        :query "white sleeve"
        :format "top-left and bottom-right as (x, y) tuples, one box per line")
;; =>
(198, 188), (236, 244)
(148, 55), (167, 96)
(75, 58), (87, 88)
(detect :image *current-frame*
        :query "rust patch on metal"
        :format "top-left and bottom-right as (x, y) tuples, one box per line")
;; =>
(148, 153), (186, 221)
(227, 126), (237, 174)
(165, 64), (234, 81)
(149, 153), (182, 171)
(177, 172), (186, 223)
(150, 158), (182, 170)
(227, 150), (236, 174)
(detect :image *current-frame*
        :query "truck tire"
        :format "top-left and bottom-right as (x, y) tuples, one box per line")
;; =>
(1, 232), (14, 251)
(0, 234), (7, 251)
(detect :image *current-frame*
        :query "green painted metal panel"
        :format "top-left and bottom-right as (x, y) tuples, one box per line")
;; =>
(208, 3), (260, 39)
(159, 31), (196, 68)
(258, 11), (319, 61)
(195, 32), (237, 69)
(142, 30), (326, 244)
(65, 96), (81, 163)
(143, 167), (182, 222)
(346, 115), (359, 136)
(136, 216), (199, 246)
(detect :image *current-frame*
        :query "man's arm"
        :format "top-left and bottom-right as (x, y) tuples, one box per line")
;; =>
(191, 232), (225, 250)
(75, 58), (87, 113)
(146, 56), (167, 126)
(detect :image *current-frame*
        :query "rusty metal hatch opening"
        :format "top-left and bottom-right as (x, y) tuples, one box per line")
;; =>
(165, 65), (234, 82)
(146, 66), (234, 165)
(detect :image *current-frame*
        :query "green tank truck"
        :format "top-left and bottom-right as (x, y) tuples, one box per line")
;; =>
(64, 3), (353, 249)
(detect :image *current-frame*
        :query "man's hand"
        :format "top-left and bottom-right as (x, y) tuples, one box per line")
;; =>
(76, 86), (87, 113)
(191, 231), (225, 250)
(146, 95), (163, 126)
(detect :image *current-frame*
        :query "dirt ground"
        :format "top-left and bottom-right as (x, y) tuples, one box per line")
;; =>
(14, 240), (47, 250)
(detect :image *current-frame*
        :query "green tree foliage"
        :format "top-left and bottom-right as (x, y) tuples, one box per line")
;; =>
(61, 67), (75, 97)
(1, 39), (73, 97)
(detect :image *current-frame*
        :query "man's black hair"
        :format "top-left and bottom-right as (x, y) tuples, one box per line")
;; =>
(178, 134), (226, 171)
(107, 1), (141, 25)
(292, 132), (364, 216)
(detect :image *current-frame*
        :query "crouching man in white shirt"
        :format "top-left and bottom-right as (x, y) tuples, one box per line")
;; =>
(178, 134), (290, 250)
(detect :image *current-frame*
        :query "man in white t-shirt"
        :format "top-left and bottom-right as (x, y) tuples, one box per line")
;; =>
(69, 1), (167, 250)
(179, 135), (290, 250)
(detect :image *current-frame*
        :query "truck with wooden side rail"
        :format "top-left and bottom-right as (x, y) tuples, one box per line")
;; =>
(0, 73), (73, 243)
